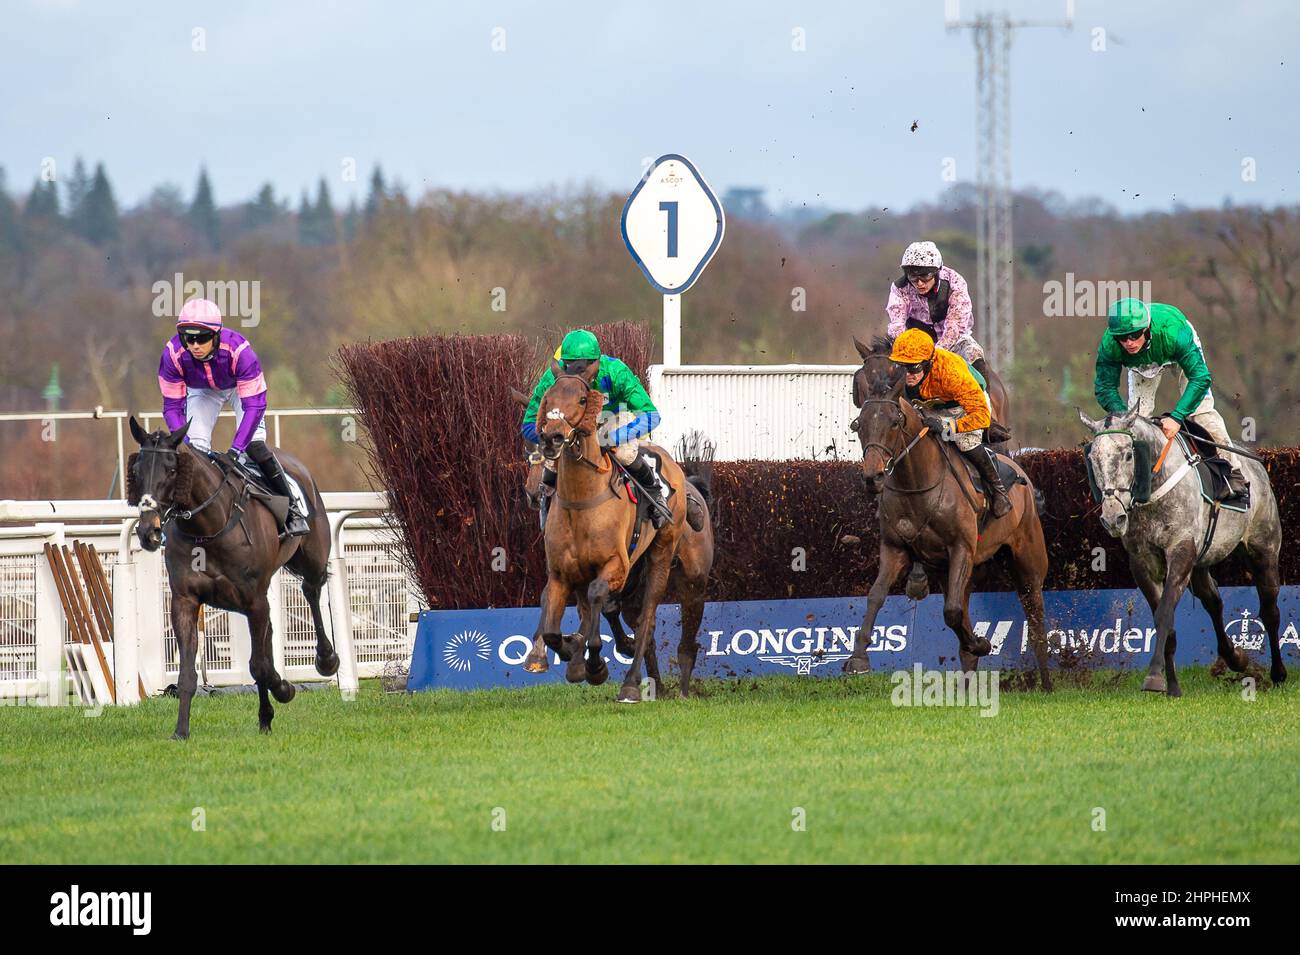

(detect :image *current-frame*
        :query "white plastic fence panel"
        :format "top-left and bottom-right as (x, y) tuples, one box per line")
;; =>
(648, 364), (858, 461)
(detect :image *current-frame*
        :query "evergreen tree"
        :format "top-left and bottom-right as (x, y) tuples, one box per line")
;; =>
(314, 177), (337, 246)
(244, 183), (279, 230)
(188, 167), (220, 249)
(296, 190), (314, 245)
(0, 168), (22, 257)
(65, 157), (90, 232)
(342, 199), (360, 242)
(80, 163), (120, 244)
(363, 165), (387, 221)
(24, 179), (60, 222)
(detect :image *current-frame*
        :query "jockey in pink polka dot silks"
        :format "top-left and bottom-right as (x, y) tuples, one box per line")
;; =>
(157, 298), (309, 537)
(886, 240), (992, 382)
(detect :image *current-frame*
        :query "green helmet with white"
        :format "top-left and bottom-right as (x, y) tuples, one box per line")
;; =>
(1107, 298), (1151, 337)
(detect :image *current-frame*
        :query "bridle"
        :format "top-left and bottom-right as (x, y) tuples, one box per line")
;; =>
(538, 374), (610, 474)
(135, 445), (250, 544)
(852, 398), (930, 480)
(1089, 428), (1140, 517)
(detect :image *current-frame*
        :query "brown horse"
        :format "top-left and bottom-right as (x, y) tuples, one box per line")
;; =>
(522, 367), (713, 701)
(128, 417), (339, 738)
(844, 337), (1052, 687)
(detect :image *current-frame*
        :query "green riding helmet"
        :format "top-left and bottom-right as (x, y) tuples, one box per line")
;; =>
(560, 329), (600, 361)
(1107, 298), (1151, 337)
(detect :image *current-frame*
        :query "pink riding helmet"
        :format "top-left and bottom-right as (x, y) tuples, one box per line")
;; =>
(176, 298), (224, 332)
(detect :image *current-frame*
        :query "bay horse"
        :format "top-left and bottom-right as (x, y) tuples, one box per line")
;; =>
(845, 336), (1052, 687)
(127, 417), (339, 738)
(1079, 405), (1284, 695)
(522, 367), (713, 702)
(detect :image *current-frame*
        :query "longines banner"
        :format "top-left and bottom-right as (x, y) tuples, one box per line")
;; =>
(407, 586), (1300, 691)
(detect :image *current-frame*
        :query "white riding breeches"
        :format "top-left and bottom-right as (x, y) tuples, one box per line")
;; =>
(184, 387), (267, 454)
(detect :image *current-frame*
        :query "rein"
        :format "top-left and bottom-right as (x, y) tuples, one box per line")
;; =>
(540, 375), (617, 509)
(138, 447), (251, 546)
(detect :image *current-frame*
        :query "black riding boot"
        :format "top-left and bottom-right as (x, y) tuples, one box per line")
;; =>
(963, 444), (1011, 518)
(625, 454), (671, 529)
(247, 441), (310, 537)
(539, 466), (556, 529)
(1226, 465), (1250, 503)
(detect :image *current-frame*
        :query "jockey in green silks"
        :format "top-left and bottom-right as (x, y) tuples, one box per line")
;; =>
(1094, 297), (1247, 496)
(521, 328), (670, 529)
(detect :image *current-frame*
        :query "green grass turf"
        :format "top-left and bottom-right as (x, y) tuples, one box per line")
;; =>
(0, 669), (1295, 864)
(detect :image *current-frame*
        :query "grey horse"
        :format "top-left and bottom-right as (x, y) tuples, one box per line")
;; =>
(1079, 404), (1285, 696)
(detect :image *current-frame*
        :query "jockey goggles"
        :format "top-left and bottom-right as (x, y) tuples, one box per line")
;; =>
(903, 266), (939, 282)
(181, 329), (217, 346)
(1113, 328), (1147, 343)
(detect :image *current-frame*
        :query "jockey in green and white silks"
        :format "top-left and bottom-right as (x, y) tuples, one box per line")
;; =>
(1094, 297), (1247, 493)
(521, 328), (670, 528)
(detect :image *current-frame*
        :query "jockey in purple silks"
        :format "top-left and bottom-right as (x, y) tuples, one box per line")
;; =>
(157, 298), (309, 536)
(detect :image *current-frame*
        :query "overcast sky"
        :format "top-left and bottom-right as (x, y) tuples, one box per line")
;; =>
(3, 0), (1296, 213)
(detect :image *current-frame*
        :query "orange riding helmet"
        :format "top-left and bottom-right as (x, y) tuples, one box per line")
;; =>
(889, 328), (936, 365)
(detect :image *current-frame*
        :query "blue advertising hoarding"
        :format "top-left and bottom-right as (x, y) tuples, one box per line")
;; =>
(407, 586), (1300, 691)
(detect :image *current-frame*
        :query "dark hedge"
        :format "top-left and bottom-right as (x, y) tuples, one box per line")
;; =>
(337, 332), (1299, 609)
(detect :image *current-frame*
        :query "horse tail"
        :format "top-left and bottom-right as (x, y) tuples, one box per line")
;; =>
(1032, 486), (1046, 518)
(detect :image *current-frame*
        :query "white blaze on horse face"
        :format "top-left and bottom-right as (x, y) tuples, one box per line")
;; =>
(545, 408), (566, 420)
(139, 494), (159, 510)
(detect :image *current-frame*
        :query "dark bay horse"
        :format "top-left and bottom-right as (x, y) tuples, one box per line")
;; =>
(127, 417), (339, 738)
(1080, 406), (1285, 695)
(523, 368), (713, 702)
(845, 337), (1052, 687)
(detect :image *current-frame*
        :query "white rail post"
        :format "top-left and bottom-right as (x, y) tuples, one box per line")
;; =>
(136, 547), (166, 692)
(268, 571), (286, 675)
(326, 512), (360, 697)
(112, 520), (140, 706)
(33, 523), (65, 706)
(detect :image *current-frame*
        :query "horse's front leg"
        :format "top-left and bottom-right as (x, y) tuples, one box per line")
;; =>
(844, 543), (910, 674)
(941, 546), (984, 672)
(170, 595), (201, 740)
(527, 578), (570, 672)
(1143, 542), (1196, 695)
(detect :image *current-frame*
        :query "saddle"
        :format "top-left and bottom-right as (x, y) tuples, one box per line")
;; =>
(212, 452), (305, 533)
(1166, 417), (1248, 509)
(958, 449), (1025, 495)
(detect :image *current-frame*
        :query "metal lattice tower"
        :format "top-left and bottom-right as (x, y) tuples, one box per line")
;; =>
(947, 6), (1071, 373)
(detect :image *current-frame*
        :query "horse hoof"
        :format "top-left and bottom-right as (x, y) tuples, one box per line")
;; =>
(972, 637), (993, 657)
(170, 731), (189, 742)
(315, 652), (340, 677)
(260, 723), (272, 734)
(586, 661), (609, 686)
(616, 686), (641, 704)
(523, 654), (549, 674)
(1271, 667), (1287, 686)
(1166, 684), (1183, 698)
(1141, 674), (1167, 694)
(565, 662), (586, 684)
(842, 657), (871, 675)
(273, 681), (296, 703)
